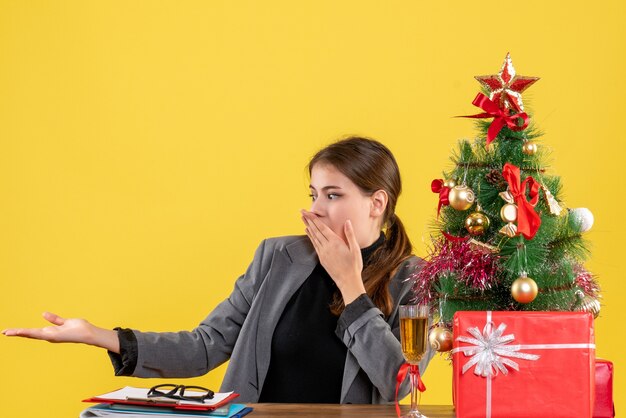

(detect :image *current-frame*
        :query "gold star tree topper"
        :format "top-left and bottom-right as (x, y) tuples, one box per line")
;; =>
(475, 53), (540, 112)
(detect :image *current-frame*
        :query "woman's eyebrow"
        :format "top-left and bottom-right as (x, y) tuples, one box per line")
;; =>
(309, 185), (342, 191)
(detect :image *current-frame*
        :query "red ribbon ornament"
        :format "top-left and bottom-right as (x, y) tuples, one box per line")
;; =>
(502, 163), (541, 240)
(431, 179), (451, 217)
(442, 230), (470, 242)
(460, 93), (529, 146)
(395, 363), (426, 417)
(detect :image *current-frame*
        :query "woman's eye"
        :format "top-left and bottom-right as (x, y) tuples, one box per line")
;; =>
(328, 193), (339, 200)
(309, 194), (317, 201)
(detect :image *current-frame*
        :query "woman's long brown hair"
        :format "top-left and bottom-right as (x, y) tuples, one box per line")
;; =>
(308, 136), (413, 317)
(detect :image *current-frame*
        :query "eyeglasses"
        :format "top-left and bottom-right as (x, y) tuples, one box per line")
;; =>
(147, 384), (214, 403)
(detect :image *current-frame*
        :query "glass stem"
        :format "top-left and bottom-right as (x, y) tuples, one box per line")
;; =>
(410, 365), (418, 412)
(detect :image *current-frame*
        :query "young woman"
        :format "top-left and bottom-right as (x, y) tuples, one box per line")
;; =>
(3, 136), (433, 404)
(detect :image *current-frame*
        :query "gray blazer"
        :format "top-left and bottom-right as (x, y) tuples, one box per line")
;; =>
(128, 235), (433, 403)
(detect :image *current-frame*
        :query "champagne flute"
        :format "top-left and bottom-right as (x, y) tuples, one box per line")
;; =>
(399, 304), (429, 418)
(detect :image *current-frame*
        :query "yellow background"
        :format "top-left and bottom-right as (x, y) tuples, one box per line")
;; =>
(1, 1), (624, 417)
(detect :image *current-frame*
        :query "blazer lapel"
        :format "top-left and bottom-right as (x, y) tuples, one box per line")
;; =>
(254, 237), (318, 394)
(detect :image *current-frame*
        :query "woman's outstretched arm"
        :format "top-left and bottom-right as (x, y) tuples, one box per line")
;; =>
(2, 311), (120, 353)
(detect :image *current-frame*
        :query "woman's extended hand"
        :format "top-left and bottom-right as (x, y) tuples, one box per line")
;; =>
(2, 312), (120, 353)
(301, 210), (365, 304)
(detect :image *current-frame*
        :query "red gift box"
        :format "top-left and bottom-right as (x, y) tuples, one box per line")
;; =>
(594, 359), (615, 418)
(452, 311), (595, 418)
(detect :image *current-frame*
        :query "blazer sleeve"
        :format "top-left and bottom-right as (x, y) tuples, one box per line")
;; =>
(127, 239), (271, 378)
(335, 257), (435, 402)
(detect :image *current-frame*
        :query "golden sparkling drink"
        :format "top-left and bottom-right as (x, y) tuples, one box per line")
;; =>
(400, 316), (428, 364)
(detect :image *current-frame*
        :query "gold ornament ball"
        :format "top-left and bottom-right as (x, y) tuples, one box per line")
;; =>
(443, 179), (457, 189)
(448, 185), (475, 211)
(500, 203), (518, 223)
(511, 276), (539, 304)
(429, 326), (454, 352)
(522, 142), (538, 155)
(465, 212), (490, 236)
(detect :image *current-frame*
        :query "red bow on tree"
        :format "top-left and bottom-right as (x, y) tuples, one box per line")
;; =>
(502, 163), (541, 240)
(431, 179), (451, 218)
(460, 93), (529, 146)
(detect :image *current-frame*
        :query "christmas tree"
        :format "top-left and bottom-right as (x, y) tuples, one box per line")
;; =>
(414, 53), (601, 353)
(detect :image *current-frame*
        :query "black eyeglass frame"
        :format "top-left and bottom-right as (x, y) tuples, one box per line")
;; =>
(147, 384), (215, 403)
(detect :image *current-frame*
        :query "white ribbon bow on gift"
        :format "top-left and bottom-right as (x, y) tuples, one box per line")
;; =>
(452, 321), (540, 377)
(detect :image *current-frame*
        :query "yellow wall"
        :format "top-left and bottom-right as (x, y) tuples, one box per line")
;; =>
(1, 1), (624, 417)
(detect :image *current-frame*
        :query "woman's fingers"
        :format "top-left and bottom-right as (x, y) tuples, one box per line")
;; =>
(2, 316), (103, 346)
(301, 210), (346, 245)
(344, 220), (360, 256)
(43, 311), (65, 326)
(301, 211), (329, 243)
(301, 213), (321, 251)
(301, 213), (325, 248)
(2, 327), (47, 339)
(2, 312), (66, 341)
(311, 218), (334, 242)
(304, 226), (320, 250)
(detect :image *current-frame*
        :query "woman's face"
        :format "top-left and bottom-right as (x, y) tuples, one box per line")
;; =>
(308, 163), (385, 248)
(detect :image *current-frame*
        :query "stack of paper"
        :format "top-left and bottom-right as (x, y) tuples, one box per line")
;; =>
(79, 386), (252, 418)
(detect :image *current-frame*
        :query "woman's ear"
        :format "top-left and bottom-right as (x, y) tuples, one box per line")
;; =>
(370, 189), (388, 218)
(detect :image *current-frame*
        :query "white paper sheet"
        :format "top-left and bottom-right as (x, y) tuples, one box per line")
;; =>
(94, 386), (234, 407)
